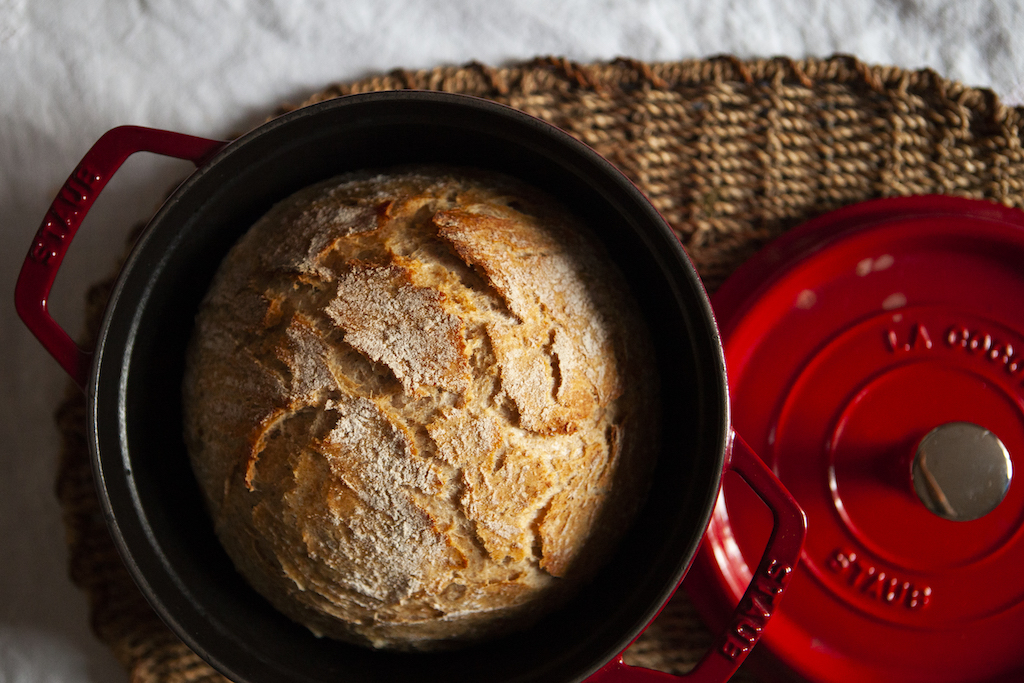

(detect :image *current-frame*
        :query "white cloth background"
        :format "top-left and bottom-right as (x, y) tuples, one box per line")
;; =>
(3, 1), (1023, 681)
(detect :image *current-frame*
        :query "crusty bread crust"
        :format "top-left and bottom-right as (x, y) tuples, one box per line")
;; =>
(183, 167), (657, 650)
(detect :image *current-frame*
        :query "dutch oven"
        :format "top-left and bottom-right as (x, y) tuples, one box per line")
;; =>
(16, 91), (805, 683)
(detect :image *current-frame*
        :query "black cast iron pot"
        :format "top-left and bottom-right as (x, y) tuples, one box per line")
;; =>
(16, 91), (804, 683)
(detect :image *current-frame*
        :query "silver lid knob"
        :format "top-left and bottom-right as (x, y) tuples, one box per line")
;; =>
(911, 422), (1012, 522)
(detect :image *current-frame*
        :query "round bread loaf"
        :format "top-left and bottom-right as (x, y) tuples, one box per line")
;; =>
(183, 166), (657, 650)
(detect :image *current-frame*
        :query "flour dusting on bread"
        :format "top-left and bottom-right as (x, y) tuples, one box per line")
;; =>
(183, 167), (657, 650)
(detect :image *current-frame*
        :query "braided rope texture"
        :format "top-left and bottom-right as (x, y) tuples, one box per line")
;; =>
(55, 55), (1024, 682)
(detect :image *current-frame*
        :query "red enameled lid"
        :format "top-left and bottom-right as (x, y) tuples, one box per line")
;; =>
(685, 196), (1024, 682)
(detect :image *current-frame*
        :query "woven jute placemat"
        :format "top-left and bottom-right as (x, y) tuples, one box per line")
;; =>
(55, 55), (1024, 683)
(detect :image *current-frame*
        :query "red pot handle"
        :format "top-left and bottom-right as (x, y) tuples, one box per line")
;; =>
(14, 126), (228, 390)
(588, 431), (806, 683)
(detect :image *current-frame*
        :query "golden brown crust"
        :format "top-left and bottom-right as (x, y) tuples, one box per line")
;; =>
(183, 167), (657, 650)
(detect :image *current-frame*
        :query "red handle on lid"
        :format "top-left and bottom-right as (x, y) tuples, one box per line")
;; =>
(14, 125), (228, 390)
(588, 431), (806, 683)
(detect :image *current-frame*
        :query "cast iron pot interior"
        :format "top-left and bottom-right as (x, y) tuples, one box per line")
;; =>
(89, 92), (729, 683)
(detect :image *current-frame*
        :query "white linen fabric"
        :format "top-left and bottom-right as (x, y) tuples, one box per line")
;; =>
(3, 1), (1023, 680)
